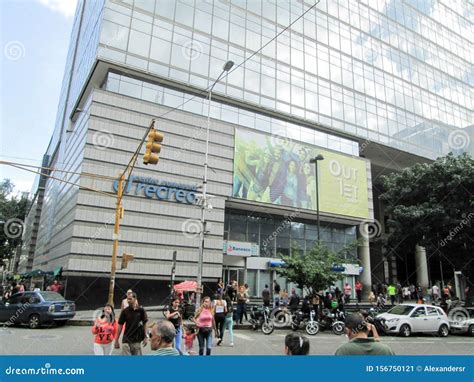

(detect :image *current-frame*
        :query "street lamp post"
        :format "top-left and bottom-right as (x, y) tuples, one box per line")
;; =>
(309, 154), (324, 243)
(196, 60), (234, 308)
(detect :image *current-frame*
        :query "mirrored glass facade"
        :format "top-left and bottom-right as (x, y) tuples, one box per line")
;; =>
(98, 0), (473, 160)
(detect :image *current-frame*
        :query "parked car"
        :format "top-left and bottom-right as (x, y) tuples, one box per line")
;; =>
(0, 291), (75, 329)
(377, 304), (450, 337)
(449, 307), (474, 336)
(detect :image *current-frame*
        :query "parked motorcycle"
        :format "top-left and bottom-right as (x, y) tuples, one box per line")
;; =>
(361, 308), (388, 336)
(292, 308), (320, 335)
(318, 308), (345, 335)
(249, 305), (274, 335)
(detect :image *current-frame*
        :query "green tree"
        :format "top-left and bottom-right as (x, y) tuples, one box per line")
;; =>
(379, 153), (474, 278)
(275, 241), (360, 295)
(0, 179), (28, 267)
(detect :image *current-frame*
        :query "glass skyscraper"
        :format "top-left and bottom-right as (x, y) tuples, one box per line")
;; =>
(19, 0), (473, 307)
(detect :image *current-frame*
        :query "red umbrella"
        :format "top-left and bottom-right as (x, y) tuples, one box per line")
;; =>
(173, 281), (198, 292)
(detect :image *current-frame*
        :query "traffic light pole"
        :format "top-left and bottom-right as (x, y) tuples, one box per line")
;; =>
(106, 119), (158, 306)
(108, 174), (125, 306)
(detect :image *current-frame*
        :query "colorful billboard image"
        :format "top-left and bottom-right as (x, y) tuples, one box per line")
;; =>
(232, 128), (369, 219)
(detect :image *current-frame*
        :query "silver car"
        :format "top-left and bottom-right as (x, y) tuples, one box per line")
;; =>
(449, 307), (474, 336)
(378, 304), (450, 337)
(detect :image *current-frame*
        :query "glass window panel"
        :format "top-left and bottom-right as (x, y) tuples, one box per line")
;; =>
(247, 270), (257, 297)
(195, 9), (212, 34)
(259, 271), (272, 295)
(230, 23), (245, 46)
(150, 37), (171, 63)
(155, 0), (175, 19)
(212, 16), (229, 40)
(128, 29), (150, 57)
(175, 2), (194, 27)
(101, 21), (129, 50)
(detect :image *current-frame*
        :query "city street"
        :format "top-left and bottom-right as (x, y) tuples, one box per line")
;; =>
(0, 325), (472, 356)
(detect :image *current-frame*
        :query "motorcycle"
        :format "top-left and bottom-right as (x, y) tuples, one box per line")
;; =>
(291, 308), (320, 335)
(249, 305), (274, 335)
(361, 308), (388, 336)
(318, 308), (346, 335)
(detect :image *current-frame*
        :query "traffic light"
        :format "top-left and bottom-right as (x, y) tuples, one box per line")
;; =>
(121, 253), (135, 270)
(143, 128), (164, 165)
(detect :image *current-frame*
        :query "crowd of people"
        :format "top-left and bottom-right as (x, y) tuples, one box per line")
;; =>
(2, 279), (63, 301)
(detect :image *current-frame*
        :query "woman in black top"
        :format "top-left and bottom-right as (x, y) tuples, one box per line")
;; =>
(165, 298), (182, 351)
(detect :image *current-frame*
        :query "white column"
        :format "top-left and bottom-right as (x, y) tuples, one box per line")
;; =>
(415, 245), (429, 289)
(358, 233), (372, 300)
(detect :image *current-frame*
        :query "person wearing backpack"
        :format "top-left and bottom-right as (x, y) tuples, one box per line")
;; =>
(114, 292), (148, 355)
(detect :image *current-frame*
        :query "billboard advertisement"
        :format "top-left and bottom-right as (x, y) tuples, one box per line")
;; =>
(232, 128), (369, 219)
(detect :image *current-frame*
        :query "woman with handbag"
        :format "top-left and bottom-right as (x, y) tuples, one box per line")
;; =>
(194, 296), (215, 355)
(164, 297), (183, 352)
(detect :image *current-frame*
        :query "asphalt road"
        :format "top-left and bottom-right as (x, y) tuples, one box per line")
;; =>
(0, 325), (472, 356)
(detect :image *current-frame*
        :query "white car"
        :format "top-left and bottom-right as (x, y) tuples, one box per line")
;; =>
(449, 307), (474, 336)
(378, 304), (450, 337)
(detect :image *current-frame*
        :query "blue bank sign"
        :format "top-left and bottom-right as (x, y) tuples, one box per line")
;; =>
(113, 175), (198, 204)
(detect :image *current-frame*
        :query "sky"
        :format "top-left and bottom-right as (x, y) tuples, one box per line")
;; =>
(1, 0), (78, 195)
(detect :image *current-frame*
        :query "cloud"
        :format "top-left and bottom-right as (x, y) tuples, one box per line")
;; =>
(36, 0), (78, 19)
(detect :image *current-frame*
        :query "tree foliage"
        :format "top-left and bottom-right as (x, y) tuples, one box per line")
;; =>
(0, 179), (28, 266)
(275, 241), (360, 295)
(379, 153), (474, 276)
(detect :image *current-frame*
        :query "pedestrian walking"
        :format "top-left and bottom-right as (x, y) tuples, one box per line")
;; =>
(236, 285), (248, 324)
(243, 283), (249, 322)
(149, 320), (181, 356)
(164, 297), (183, 352)
(368, 290), (376, 305)
(284, 333), (310, 355)
(355, 280), (363, 303)
(335, 313), (395, 355)
(120, 289), (135, 311)
(343, 283), (352, 304)
(194, 296), (215, 356)
(114, 293), (148, 355)
(92, 303), (118, 355)
(212, 293), (227, 346)
(183, 324), (197, 354)
(432, 284), (440, 301)
(387, 284), (396, 305)
(222, 289), (234, 347)
(273, 280), (281, 307)
(261, 284), (271, 307)
(376, 293), (386, 309)
(402, 285), (410, 301)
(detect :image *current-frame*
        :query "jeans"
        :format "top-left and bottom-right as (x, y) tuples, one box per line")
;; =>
(356, 290), (362, 303)
(223, 313), (234, 344)
(174, 325), (182, 351)
(236, 303), (245, 324)
(197, 328), (212, 356)
(215, 313), (226, 339)
(274, 296), (280, 308)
